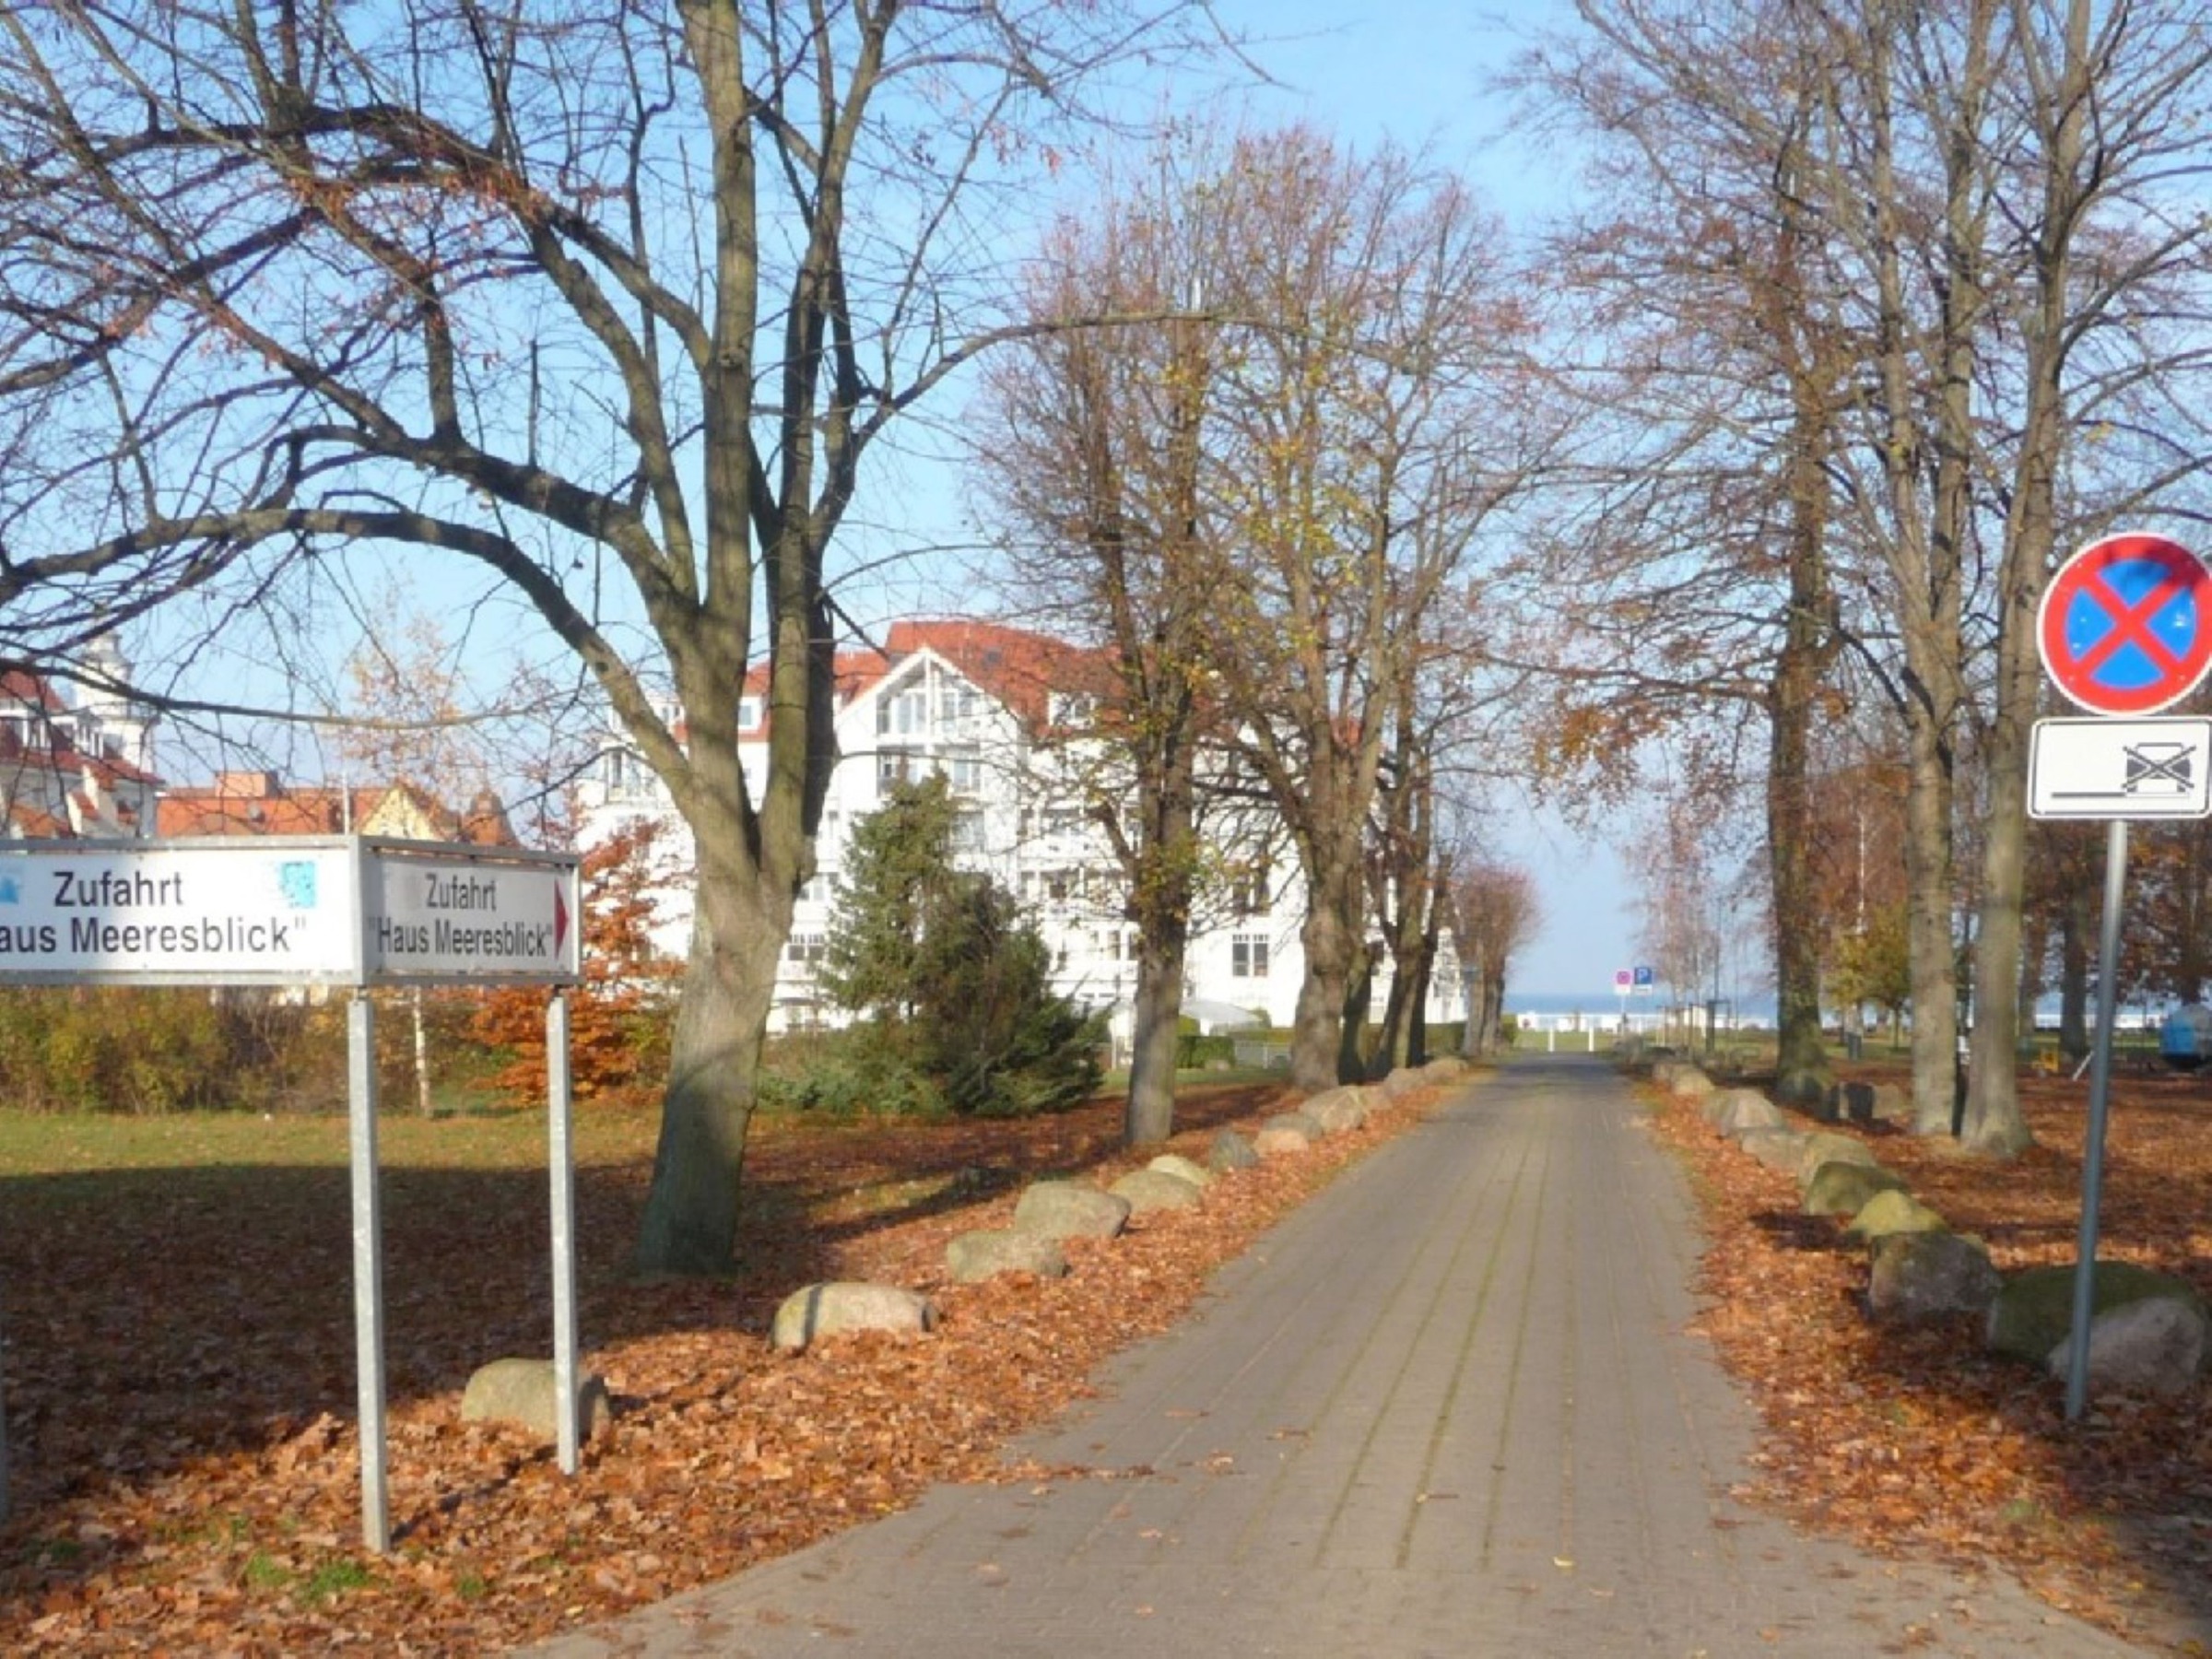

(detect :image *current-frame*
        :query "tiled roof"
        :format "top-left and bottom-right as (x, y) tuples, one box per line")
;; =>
(156, 778), (521, 845)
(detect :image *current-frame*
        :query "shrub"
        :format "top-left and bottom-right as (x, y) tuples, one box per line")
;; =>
(759, 1026), (946, 1119)
(0, 986), (312, 1112)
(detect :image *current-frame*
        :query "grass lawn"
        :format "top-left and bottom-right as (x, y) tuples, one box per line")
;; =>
(0, 1074), (1417, 1655)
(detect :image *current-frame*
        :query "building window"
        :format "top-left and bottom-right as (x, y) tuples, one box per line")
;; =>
(1048, 690), (1096, 727)
(1041, 806), (1084, 839)
(951, 810), (984, 853)
(603, 747), (652, 800)
(877, 749), (921, 793)
(877, 687), (928, 737)
(944, 751), (984, 793)
(738, 695), (763, 729)
(941, 682), (981, 722)
(1232, 932), (1270, 979)
(785, 932), (827, 967)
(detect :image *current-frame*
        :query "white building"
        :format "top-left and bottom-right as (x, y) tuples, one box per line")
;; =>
(0, 637), (160, 839)
(576, 618), (1463, 1041)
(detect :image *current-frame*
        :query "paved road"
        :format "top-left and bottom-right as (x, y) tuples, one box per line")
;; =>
(538, 1054), (2155, 1658)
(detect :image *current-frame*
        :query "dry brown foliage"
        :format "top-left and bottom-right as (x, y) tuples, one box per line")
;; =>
(1653, 1063), (2212, 1653)
(1, 1080), (1433, 1654)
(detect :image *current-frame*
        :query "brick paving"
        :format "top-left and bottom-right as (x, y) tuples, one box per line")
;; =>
(535, 1054), (2156, 1658)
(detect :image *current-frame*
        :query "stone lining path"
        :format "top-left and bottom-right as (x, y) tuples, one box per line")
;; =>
(535, 1055), (2157, 1658)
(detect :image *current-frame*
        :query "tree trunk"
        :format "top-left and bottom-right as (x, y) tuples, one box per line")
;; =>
(2059, 878), (2091, 1057)
(1124, 933), (1188, 1146)
(1339, 944), (1376, 1082)
(1903, 710), (1960, 1135)
(411, 987), (433, 1117)
(634, 770), (794, 1273)
(1289, 852), (1364, 1092)
(1461, 954), (1490, 1058)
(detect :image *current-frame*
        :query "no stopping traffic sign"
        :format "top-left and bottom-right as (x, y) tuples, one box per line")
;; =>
(2038, 532), (2212, 716)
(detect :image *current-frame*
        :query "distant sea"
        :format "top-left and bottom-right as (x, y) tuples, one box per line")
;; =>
(1505, 989), (1781, 1023)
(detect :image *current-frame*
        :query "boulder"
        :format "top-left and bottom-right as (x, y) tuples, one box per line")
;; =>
(1378, 1068), (1425, 1100)
(1796, 1132), (1877, 1191)
(1867, 1232), (2002, 1322)
(771, 1282), (936, 1351)
(460, 1358), (613, 1442)
(1844, 1189), (1947, 1241)
(1868, 1082), (1912, 1125)
(1712, 1090), (1786, 1137)
(1422, 1056), (1467, 1084)
(1987, 1261), (2208, 1364)
(1803, 1160), (1909, 1218)
(1666, 1065), (1716, 1102)
(1736, 1127), (1810, 1174)
(1651, 1059), (1680, 1088)
(1208, 1129), (1261, 1173)
(2048, 1296), (2208, 1397)
(1698, 1084), (1747, 1125)
(1147, 1153), (1213, 1188)
(946, 1230), (1070, 1285)
(1012, 1181), (1133, 1241)
(1304, 1086), (1370, 1135)
(1264, 1110), (1324, 1139)
(1110, 1168), (1205, 1214)
(1253, 1124), (1313, 1157)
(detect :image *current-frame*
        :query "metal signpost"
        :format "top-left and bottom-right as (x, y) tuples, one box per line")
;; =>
(0, 836), (582, 1547)
(2030, 531), (2212, 1423)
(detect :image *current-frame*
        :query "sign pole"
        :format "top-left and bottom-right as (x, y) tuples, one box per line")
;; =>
(2065, 818), (2130, 1422)
(1, 1284), (13, 1526)
(547, 990), (582, 1475)
(347, 993), (391, 1551)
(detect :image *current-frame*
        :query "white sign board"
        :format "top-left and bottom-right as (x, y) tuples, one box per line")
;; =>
(0, 841), (360, 981)
(0, 837), (580, 985)
(2029, 717), (2212, 820)
(366, 846), (577, 983)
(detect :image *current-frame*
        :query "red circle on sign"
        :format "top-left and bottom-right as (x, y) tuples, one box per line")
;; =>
(2037, 532), (2212, 715)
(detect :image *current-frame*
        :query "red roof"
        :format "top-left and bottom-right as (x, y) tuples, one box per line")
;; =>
(724, 620), (1112, 741)
(0, 668), (70, 715)
(156, 776), (520, 845)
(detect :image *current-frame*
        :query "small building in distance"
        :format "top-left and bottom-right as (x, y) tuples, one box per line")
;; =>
(0, 636), (160, 840)
(157, 771), (517, 846)
(577, 617), (1465, 1042)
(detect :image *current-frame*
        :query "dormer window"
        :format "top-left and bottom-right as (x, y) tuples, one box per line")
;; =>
(877, 685), (928, 737)
(738, 695), (763, 730)
(1048, 691), (1095, 727)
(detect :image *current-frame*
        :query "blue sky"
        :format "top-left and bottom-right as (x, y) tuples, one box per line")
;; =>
(1168, 0), (1650, 997)
(825, 0), (1649, 999)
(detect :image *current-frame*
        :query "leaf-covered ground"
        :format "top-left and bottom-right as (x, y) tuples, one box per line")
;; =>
(12, 1060), (2212, 1654)
(1653, 1062), (2212, 1654)
(0, 1078), (1441, 1654)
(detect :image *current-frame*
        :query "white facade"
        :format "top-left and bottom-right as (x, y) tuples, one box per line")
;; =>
(574, 619), (1464, 1041)
(0, 638), (160, 840)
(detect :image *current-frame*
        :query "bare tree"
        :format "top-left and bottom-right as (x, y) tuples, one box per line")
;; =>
(0, 0), (1233, 1270)
(1191, 128), (1543, 1092)
(1445, 859), (1538, 1057)
(970, 154), (1235, 1147)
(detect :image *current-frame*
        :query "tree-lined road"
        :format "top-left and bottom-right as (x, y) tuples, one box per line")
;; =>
(539, 1058), (2145, 1658)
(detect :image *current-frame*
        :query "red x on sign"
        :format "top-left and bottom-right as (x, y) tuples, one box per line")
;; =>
(2038, 533), (2212, 716)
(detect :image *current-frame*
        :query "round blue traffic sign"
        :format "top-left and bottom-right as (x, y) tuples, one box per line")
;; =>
(2038, 533), (2212, 715)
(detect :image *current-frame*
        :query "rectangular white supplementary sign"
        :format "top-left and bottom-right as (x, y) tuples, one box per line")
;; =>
(365, 846), (580, 983)
(0, 841), (360, 981)
(0, 837), (580, 986)
(2029, 717), (2212, 820)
